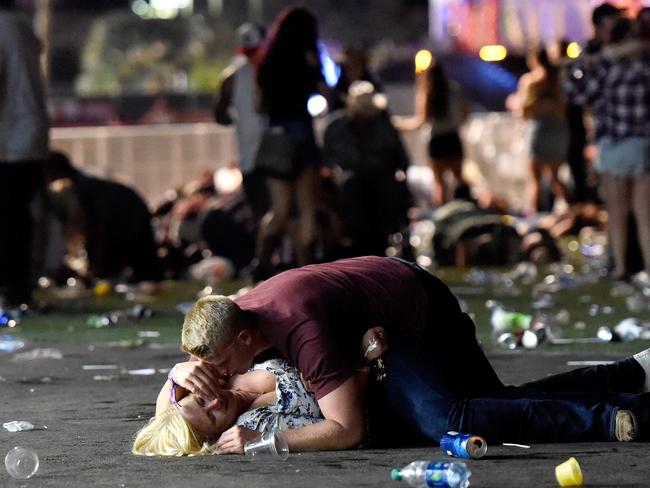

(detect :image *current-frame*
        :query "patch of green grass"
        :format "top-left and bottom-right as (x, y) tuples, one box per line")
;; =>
(5, 257), (648, 354)
(5, 279), (250, 345)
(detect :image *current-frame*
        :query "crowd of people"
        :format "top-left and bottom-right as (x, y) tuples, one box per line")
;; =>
(129, 3), (650, 456)
(2, 0), (650, 459)
(1, 3), (649, 302)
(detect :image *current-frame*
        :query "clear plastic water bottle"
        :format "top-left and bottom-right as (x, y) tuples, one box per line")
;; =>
(490, 305), (531, 333)
(0, 335), (25, 353)
(391, 460), (471, 488)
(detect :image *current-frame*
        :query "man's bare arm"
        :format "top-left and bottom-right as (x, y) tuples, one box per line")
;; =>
(214, 375), (366, 453)
(281, 375), (366, 451)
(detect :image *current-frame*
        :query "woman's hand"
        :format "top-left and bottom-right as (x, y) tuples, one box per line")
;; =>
(213, 426), (260, 454)
(168, 360), (223, 400)
(361, 327), (388, 362)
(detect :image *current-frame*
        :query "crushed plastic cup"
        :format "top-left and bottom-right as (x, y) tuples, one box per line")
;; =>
(244, 432), (289, 460)
(5, 446), (39, 479)
(555, 457), (583, 487)
(3, 421), (38, 432)
(93, 280), (112, 297)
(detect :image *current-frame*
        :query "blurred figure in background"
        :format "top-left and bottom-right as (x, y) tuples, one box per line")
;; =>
(586, 2), (624, 54)
(0, 0), (49, 308)
(45, 151), (163, 285)
(552, 39), (591, 204)
(253, 7), (326, 280)
(214, 22), (269, 224)
(564, 13), (650, 281)
(512, 45), (569, 213)
(328, 46), (381, 111)
(155, 173), (256, 282)
(396, 58), (467, 206)
(432, 185), (561, 268)
(323, 81), (411, 257)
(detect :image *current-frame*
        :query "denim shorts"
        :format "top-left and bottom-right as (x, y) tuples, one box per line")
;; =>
(597, 137), (650, 177)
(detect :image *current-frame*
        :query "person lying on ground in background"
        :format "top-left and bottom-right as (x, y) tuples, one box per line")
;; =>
(178, 257), (650, 452)
(45, 150), (163, 285)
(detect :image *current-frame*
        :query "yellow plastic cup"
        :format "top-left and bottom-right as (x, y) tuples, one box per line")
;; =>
(93, 281), (112, 297)
(555, 457), (583, 487)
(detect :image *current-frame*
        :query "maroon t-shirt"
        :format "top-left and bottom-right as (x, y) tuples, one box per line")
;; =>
(235, 256), (426, 399)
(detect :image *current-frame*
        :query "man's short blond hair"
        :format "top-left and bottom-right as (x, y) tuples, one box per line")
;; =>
(181, 295), (251, 358)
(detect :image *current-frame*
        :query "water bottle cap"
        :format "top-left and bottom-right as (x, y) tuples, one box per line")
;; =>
(390, 468), (402, 481)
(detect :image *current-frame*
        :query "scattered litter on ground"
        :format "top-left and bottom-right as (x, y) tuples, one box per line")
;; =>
(566, 360), (614, 366)
(555, 457), (583, 487)
(4, 446), (39, 479)
(12, 348), (63, 361)
(0, 335), (25, 353)
(137, 330), (160, 338)
(126, 368), (156, 376)
(3, 421), (47, 432)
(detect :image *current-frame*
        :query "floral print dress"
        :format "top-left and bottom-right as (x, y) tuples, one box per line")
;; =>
(236, 358), (323, 432)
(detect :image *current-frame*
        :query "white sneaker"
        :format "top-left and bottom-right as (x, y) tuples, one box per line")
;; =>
(615, 410), (637, 442)
(633, 348), (650, 392)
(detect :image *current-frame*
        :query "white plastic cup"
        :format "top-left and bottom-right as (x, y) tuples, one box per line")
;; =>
(5, 446), (39, 479)
(244, 432), (289, 460)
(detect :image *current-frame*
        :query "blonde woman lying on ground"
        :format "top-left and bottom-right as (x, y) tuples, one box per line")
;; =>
(133, 328), (386, 456)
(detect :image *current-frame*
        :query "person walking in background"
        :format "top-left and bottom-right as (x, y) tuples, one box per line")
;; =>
(0, 0), (49, 308)
(214, 22), (269, 224)
(511, 45), (569, 213)
(396, 58), (467, 207)
(564, 14), (650, 282)
(253, 7), (326, 280)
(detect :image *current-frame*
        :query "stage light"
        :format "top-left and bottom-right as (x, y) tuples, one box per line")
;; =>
(479, 45), (507, 62)
(566, 42), (581, 59)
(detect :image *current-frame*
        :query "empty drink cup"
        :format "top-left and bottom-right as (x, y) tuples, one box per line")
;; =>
(244, 432), (289, 460)
(555, 457), (583, 487)
(5, 446), (39, 479)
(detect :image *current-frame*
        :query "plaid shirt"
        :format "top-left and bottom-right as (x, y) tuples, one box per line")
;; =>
(564, 53), (650, 141)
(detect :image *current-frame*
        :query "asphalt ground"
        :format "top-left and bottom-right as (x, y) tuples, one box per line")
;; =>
(2, 341), (649, 488)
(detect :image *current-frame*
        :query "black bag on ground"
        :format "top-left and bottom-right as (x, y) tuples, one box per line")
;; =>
(254, 126), (296, 178)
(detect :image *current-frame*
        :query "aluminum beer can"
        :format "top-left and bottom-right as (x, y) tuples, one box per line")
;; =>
(440, 431), (487, 459)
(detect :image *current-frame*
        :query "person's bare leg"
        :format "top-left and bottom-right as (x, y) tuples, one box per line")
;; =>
(631, 172), (650, 273)
(256, 177), (293, 272)
(529, 158), (543, 212)
(447, 156), (466, 197)
(430, 158), (446, 206)
(294, 167), (320, 266)
(600, 175), (631, 279)
(548, 163), (569, 207)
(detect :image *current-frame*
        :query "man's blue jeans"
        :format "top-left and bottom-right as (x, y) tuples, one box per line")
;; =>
(373, 261), (648, 444)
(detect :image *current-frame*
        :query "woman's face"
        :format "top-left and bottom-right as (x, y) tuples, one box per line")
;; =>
(177, 389), (238, 438)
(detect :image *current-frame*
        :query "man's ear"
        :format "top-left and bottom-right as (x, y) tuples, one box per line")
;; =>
(237, 329), (253, 346)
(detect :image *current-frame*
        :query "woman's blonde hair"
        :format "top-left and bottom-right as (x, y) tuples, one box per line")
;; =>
(132, 407), (212, 456)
